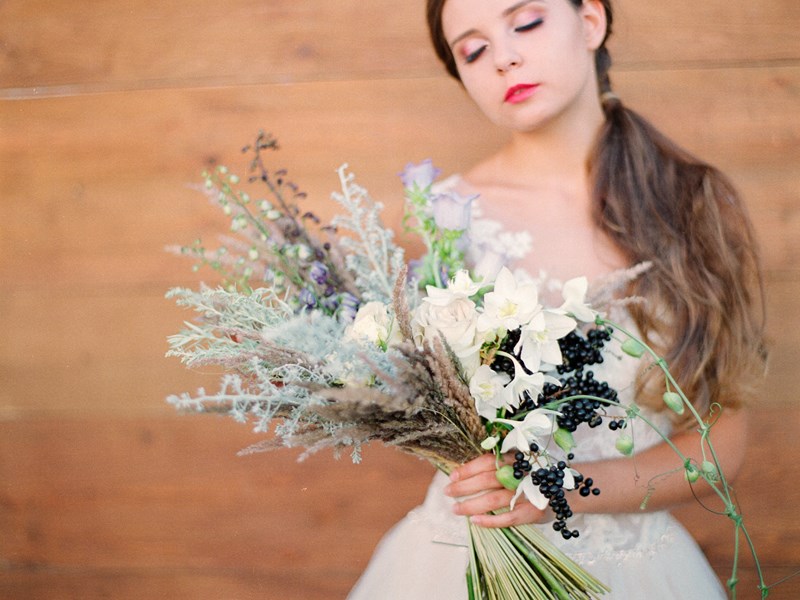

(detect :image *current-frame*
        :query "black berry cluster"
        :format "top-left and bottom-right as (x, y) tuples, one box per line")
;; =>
(545, 326), (619, 429)
(535, 460), (579, 539)
(490, 324), (626, 540)
(488, 328), (522, 378)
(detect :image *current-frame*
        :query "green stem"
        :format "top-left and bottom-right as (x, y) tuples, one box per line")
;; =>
(543, 393), (689, 463)
(600, 318), (770, 597)
(499, 527), (571, 600)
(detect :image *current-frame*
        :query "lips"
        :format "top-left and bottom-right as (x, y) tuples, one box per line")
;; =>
(504, 83), (539, 104)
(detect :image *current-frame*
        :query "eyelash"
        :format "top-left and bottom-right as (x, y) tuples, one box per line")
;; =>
(515, 17), (543, 33)
(462, 18), (544, 64)
(465, 46), (487, 64)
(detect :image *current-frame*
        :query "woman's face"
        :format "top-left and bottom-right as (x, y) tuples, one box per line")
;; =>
(441, 0), (606, 132)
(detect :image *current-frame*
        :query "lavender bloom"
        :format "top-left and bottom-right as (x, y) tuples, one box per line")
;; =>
(322, 295), (340, 313)
(309, 261), (329, 285)
(298, 287), (317, 309)
(399, 159), (441, 191)
(431, 190), (475, 231)
(337, 292), (361, 322)
(408, 258), (424, 282)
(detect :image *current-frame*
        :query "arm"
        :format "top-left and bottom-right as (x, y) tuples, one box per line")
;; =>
(444, 407), (749, 528)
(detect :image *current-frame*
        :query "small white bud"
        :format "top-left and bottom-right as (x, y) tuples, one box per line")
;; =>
(480, 436), (500, 451)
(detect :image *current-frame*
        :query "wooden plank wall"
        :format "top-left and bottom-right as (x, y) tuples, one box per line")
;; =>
(1, 1), (798, 598)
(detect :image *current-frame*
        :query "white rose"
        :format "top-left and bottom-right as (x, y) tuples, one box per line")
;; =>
(412, 295), (481, 377)
(424, 269), (482, 305)
(345, 302), (403, 348)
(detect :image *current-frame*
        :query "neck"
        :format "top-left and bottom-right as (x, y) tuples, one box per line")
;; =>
(495, 100), (606, 192)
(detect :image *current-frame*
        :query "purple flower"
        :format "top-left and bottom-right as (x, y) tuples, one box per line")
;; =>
(337, 292), (360, 322)
(431, 190), (475, 231)
(408, 258), (424, 281)
(322, 295), (340, 313)
(399, 159), (441, 190)
(309, 261), (329, 285)
(298, 287), (317, 309)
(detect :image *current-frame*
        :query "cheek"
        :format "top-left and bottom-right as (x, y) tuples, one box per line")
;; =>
(459, 72), (498, 110)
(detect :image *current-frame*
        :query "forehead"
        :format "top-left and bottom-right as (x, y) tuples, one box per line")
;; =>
(441, 0), (549, 36)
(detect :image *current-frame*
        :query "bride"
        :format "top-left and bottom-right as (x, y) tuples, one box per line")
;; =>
(349, 1), (765, 598)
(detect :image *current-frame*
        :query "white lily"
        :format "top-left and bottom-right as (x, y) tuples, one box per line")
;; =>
(494, 408), (561, 455)
(469, 365), (514, 420)
(509, 454), (549, 510)
(501, 354), (561, 409)
(512, 475), (548, 510)
(558, 276), (597, 322)
(478, 267), (541, 332)
(516, 310), (577, 372)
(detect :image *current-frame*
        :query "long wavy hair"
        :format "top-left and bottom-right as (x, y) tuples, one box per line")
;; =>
(426, 0), (767, 421)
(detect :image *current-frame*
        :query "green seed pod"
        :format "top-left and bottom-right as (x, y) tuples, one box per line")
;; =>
(701, 460), (719, 481)
(662, 391), (685, 415)
(554, 428), (576, 452)
(495, 465), (521, 491)
(615, 434), (634, 456)
(685, 464), (701, 483)
(621, 338), (646, 358)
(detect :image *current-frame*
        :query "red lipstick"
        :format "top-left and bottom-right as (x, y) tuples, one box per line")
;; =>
(505, 83), (538, 104)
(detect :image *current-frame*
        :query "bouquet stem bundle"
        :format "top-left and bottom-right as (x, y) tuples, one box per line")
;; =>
(467, 521), (609, 600)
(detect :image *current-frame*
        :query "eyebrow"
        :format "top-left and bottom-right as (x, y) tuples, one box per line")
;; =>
(448, 0), (539, 47)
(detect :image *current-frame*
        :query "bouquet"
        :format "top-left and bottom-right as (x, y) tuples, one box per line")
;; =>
(167, 132), (764, 599)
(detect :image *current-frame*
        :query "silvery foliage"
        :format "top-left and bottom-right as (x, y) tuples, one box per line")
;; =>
(166, 283), (399, 449)
(330, 165), (410, 305)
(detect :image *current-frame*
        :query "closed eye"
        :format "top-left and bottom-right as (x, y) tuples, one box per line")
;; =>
(465, 45), (487, 64)
(514, 17), (543, 33)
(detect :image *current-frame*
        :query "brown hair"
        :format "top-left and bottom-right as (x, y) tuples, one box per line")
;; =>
(426, 0), (766, 420)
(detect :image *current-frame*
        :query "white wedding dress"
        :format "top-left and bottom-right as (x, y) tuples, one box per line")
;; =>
(348, 177), (727, 599)
(348, 339), (727, 599)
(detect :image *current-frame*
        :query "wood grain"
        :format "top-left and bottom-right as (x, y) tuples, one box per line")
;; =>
(1, 0), (798, 597)
(2, 0), (797, 95)
(1, 67), (797, 286)
(0, 417), (433, 598)
(0, 409), (798, 599)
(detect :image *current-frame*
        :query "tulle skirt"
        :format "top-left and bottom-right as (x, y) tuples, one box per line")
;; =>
(348, 473), (726, 600)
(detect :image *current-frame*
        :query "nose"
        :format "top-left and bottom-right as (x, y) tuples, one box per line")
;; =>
(494, 42), (522, 73)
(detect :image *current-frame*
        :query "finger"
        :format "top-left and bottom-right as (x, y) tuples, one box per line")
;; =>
(449, 452), (517, 484)
(453, 489), (513, 517)
(470, 503), (547, 529)
(444, 469), (504, 498)
(448, 454), (497, 483)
